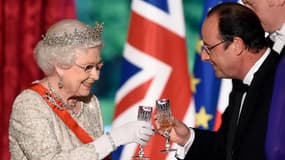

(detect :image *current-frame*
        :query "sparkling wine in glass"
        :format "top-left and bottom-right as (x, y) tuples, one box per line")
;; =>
(133, 106), (153, 159)
(156, 98), (177, 152)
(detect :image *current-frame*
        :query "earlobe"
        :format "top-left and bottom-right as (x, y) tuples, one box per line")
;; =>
(54, 65), (65, 89)
(234, 44), (243, 56)
(233, 37), (244, 56)
(55, 65), (64, 77)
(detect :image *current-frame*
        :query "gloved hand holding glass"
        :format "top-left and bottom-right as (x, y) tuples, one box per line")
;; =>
(109, 120), (154, 148)
(133, 106), (153, 159)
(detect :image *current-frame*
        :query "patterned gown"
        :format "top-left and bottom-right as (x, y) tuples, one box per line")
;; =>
(9, 88), (105, 160)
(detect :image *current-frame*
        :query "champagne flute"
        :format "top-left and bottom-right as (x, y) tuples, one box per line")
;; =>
(133, 106), (153, 159)
(155, 98), (177, 152)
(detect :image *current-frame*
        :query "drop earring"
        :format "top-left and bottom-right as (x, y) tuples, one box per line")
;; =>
(58, 76), (64, 89)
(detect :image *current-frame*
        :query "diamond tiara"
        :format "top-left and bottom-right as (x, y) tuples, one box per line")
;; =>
(42, 22), (104, 47)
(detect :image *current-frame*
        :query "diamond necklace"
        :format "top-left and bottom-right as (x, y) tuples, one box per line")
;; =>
(47, 81), (77, 110)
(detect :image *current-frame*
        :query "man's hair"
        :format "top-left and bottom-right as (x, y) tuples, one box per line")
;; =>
(208, 2), (267, 53)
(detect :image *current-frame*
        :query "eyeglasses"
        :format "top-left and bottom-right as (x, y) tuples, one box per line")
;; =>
(74, 60), (104, 73)
(202, 40), (227, 55)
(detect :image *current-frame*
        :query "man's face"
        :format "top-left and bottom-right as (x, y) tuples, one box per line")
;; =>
(201, 14), (240, 79)
(242, 0), (281, 32)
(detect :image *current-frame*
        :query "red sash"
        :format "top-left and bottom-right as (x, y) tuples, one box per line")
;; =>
(29, 83), (112, 159)
(29, 83), (94, 144)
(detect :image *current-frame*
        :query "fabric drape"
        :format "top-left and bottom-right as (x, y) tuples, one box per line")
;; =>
(0, 0), (76, 159)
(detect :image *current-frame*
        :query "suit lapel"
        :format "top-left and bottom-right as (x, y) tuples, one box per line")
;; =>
(235, 51), (280, 143)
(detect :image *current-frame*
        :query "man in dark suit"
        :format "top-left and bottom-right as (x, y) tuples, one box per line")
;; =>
(161, 2), (281, 160)
(241, 1), (285, 159)
(242, 0), (285, 56)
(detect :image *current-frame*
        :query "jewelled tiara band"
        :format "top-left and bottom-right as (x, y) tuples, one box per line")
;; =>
(42, 22), (104, 47)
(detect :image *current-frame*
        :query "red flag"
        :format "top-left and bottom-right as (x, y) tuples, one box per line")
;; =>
(113, 0), (194, 159)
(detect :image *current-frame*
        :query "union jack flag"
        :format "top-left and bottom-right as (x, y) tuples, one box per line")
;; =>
(112, 0), (193, 159)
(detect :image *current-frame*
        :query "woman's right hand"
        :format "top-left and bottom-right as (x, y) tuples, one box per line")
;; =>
(110, 120), (154, 147)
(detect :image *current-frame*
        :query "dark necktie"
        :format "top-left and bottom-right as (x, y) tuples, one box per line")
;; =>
(226, 80), (249, 160)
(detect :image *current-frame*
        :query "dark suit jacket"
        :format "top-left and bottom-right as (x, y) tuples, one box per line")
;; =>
(265, 56), (285, 160)
(265, 37), (285, 160)
(184, 51), (281, 160)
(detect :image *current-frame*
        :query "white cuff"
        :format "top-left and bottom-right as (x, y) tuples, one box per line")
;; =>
(175, 128), (195, 159)
(106, 132), (117, 150)
(91, 134), (115, 159)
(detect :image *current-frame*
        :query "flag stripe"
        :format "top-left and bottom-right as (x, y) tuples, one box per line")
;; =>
(114, 79), (153, 118)
(126, 11), (192, 118)
(113, 0), (192, 159)
(128, 12), (187, 61)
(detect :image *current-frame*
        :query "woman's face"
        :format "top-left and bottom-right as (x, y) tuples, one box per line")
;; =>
(62, 47), (103, 97)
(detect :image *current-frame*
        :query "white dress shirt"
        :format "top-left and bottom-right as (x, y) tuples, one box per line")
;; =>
(270, 23), (285, 54)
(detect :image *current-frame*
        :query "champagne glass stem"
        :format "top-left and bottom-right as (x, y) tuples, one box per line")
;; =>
(138, 145), (144, 158)
(156, 99), (177, 152)
(165, 135), (170, 151)
(133, 106), (152, 159)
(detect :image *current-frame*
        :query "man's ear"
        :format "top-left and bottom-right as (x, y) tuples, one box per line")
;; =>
(232, 37), (245, 56)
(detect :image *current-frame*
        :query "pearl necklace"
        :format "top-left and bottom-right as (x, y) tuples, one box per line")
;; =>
(47, 81), (77, 110)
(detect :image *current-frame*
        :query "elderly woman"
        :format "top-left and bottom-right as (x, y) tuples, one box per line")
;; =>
(9, 19), (154, 160)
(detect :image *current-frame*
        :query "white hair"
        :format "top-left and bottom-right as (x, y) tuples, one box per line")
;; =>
(34, 19), (103, 75)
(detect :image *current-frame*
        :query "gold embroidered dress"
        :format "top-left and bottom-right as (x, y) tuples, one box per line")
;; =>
(9, 88), (104, 160)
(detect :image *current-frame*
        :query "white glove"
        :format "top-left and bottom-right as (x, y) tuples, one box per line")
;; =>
(110, 120), (154, 147)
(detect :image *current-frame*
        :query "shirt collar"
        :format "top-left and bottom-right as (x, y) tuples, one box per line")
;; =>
(269, 23), (285, 54)
(243, 48), (271, 86)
